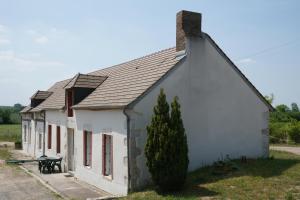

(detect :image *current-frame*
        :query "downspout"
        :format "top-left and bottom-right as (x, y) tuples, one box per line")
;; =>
(20, 114), (22, 149)
(123, 107), (131, 193)
(42, 110), (46, 156)
(33, 114), (37, 157)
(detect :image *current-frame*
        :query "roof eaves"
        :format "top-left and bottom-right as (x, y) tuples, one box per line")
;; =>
(72, 105), (125, 110)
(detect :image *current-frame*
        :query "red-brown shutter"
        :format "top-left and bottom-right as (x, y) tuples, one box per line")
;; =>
(56, 126), (61, 153)
(48, 125), (52, 149)
(67, 90), (73, 117)
(111, 135), (113, 179)
(102, 134), (105, 175)
(83, 130), (86, 166)
(90, 132), (92, 167)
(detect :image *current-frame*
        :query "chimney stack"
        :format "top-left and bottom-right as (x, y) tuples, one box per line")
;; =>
(176, 10), (202, 52)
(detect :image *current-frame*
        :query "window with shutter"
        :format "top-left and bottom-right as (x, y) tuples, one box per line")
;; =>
(67, 90), (74, 117)
(56, 126), (61, 154)
(83, 131), (92, 167)
(48, 125), (52, 149)
(102, 134), (113, 178)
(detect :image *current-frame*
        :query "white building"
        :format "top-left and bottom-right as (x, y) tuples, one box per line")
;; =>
(20, 10), (273, 195)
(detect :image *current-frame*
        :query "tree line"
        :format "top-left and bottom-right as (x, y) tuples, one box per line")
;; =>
(0, 103), (24, 124)
(265, 94), (300, 144)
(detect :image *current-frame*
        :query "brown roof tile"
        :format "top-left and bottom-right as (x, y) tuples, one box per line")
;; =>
(31, 90), (53, 100)
(64, 73), (107, 89)
(29, 47), (179, 111)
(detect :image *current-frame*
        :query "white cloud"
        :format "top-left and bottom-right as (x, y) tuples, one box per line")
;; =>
(0, 24), (8, 33)
(0, 50), (65, 72)
(0, 38), (10, 45)
(236, 58), (256, 64)
(26, 29), (38, 35)
(34, 35), (49, 44)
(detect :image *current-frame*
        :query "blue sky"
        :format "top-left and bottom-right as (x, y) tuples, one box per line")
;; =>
(0, 0), (299, 106)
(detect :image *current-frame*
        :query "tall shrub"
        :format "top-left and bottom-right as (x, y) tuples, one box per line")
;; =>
(145, 89), (188, 191)
(169, 96), (189, 190)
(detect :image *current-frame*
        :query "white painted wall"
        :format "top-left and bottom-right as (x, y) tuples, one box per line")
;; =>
(22, 119), (35, 156)
(45, 110), (67, 169)
(128, 35), (270, 187)
(35, 121), (44, 158)
(74, 109), (128, 195)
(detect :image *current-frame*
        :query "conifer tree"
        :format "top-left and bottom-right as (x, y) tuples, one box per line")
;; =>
(145, 89), (188, 191)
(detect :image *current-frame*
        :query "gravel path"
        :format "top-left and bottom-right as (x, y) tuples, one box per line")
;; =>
(270, 146), (300, 155)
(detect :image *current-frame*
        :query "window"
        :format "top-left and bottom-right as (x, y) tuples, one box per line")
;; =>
(24, 125), (27, 142)
(28, 125), (31, 144)
(83, 131), (92, 167)
(102, 134), (113, 177)
(56, 126), (61, 154)
(48, 125), (52, 149)
(67, 90), (74, 117)
(38, 131), (42, 150)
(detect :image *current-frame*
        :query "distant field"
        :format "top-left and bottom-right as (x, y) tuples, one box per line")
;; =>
(0, 124), (21, 142)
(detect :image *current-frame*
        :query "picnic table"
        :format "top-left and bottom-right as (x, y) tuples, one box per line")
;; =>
(38, 156), (62, 174)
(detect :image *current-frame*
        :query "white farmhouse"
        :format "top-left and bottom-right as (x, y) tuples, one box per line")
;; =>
(20, 10), (273, 195)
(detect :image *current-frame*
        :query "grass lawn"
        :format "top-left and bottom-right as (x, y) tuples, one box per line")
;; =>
(0, 124), (21, 142)
(0, 148), (11, 160)
(125, 150), (300, 200)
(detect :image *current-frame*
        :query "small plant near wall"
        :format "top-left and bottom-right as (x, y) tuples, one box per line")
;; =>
(145, 88), (189, 191)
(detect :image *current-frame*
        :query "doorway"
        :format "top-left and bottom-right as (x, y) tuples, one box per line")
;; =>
(67, 128), (75, 171)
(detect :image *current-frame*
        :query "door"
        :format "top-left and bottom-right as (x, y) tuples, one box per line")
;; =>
(67, 128), (75, 171)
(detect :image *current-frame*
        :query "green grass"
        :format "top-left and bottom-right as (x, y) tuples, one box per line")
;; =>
(0, 124), (21, 142)
(0, 148), (11, 160)
(125, 150), (300, 200)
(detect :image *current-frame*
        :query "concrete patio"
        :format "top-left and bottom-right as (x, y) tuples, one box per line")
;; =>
(11, 150), (113, 200)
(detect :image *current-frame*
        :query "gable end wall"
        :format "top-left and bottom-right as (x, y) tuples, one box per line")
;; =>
(128, 35), (269, 189)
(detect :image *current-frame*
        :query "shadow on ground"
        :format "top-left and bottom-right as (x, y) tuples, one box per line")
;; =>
(149, 150), (300, 199)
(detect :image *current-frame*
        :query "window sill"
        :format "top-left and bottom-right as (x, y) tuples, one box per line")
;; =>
(103, 175), (113, 181)
(84, 165), (92, 169)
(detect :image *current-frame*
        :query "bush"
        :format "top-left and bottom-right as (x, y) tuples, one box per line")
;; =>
(288, 123), (300, 143)
(145, 89), (189, 191)
(269, 122), (289, 143)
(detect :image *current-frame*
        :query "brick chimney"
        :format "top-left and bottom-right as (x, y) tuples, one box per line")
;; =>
(176, 10), (202, 52)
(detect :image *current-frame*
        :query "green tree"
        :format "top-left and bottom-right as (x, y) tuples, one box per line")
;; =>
(13, 103), (23, 112)
(276, 104), (291, 113)
(145, 89), (189, 191)
(168, 96), (189, 190)
(1, 109), (11, 124)
(264, 93), (274, 104)
(291, 103), (299, 112)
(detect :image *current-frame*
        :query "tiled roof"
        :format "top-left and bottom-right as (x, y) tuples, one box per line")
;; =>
(64, 73), (107, 89)
(30, 47), (179, 111)
(30, 79), (70, 112)
(20, 106), (32, 113)
(75, 47), (179, 109)
(31, 90), (53, 100)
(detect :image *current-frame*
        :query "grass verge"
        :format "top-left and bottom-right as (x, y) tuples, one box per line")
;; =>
(0, 124), (21, 142)
(125, 150), (300, 200)
(0, 148), (11, 160)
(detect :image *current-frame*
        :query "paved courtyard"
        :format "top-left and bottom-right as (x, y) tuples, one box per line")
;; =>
(0, 164), (58, 200)
(10, 150), (111, 200)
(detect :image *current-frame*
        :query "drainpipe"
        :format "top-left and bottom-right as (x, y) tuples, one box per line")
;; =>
(123, 107), (131, 193)
(34, 114), (37, 157)
(42, 110), (46, 156)
(20, 114), (22, 149)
